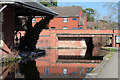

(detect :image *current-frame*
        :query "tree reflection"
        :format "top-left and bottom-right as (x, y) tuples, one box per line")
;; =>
(19, 60), (41, 79)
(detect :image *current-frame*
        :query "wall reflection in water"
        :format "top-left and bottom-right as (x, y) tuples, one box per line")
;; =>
(1, 47), (108, 79)
(1, 61), (94, 79)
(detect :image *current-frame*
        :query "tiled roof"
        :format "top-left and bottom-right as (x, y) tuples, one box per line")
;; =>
(0, 0), (58, 16)
(49, 6), (82, 17)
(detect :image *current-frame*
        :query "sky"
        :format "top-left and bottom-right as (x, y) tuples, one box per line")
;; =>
(57, 1), (119, 22)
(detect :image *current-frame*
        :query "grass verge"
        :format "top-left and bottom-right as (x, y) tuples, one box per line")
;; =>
(101, 47), (117, 52)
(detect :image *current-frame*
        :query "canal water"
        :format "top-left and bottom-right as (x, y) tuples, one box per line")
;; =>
(0, 47), (109, 79)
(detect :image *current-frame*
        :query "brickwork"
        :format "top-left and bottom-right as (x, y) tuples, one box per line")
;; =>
(35, 49), (98, 76)
(57, 49), (86, 56)
(16, 30), (120, 49)
(32, 7), (87, 29)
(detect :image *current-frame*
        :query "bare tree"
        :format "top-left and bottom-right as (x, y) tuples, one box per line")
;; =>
(103, 2), (119, 29)
(103, 2), (118, 22)
(92, 9), (101, 21)
(103, 16), (108, 21)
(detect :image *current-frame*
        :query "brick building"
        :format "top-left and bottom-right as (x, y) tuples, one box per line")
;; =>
(31, 6), (120, 48)
(15, 6), (120, 50)
(31, 6), (88, 49)
(32, 6), (87, 29)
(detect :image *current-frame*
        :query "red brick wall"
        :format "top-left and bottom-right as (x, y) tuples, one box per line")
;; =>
(32, 7), (87, 29)
(57, 49), (86, 56)
(34, 17), (80, 29)
(113, 30), (120, 47)
(1, 6), (15, 54)
(49, 17), (80, 29)
(49, 29), (114, 34)
(37, 66), (81, 75)
(57, 40), (86, 48)
(35, 49), (98, 68)
(84, 13), (87, 29)
(17, 30), (120, 48)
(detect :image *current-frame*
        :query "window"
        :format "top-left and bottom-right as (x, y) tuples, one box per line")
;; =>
(63, 69), (67, 75)
(63, 17), (68, 23)
(72, 72), (77, 74)
(32, 18), (35, 23)
(51, 27), (55, 29)
(72, 28), (77, 29)
(63, 27), (67, 29)
(72, 18), (77, 20)
(79, 27), (83, 29)
(45, 68), (49, 75)
(116, 36), (120, 43)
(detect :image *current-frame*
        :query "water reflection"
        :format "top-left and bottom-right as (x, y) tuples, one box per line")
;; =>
(1, 61), (41, 80)
(37, 65), (94, 79)
(0, 62), (18, 79)
(1, 47), (109, 79)
(92, 47), (108, 56)
(1, 61), (94, 80)
(18, 61), (40, 79)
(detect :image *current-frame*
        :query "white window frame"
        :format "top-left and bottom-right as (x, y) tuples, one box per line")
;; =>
(63, 17), (68, 23)
(32, 18), (36, 23)
(63, 69), (67, 75)
(63, 27), (67, 29)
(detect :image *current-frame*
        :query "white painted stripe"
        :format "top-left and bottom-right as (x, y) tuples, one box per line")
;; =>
(0, 5), (7, 12)
(0, 2), (15, 4)
(0, 40), (3, 48)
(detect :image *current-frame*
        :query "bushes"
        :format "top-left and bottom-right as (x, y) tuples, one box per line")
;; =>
(2, 56), (19, 63)
(5, 57), (9, 62)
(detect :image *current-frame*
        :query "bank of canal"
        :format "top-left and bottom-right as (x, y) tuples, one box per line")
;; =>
(86, 47), (118, 78)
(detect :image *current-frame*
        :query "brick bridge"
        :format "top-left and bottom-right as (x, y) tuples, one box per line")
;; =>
(16, 30), (120, 48)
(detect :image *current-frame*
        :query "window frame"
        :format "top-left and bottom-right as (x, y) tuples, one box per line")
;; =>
(63, 26), (68, 29)
(79, 27), (83, 29)
(32, 18), (36, 23)
(63, 69), (68, 75)
(72, 18), (77, 21)
(44, 68), (49, 75)
(63, 17), (68, 23)
(72, 28), (77, 29)
(51, 27), (55, 29)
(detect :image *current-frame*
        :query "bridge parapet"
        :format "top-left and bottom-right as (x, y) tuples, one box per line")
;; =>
(56, 34), (113, 37)
(48, 30), (114, 34)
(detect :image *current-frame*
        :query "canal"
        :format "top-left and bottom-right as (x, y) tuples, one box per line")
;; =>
(0, 47), (110, 79)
